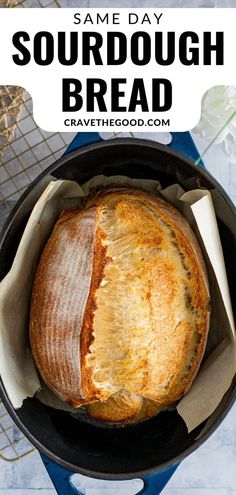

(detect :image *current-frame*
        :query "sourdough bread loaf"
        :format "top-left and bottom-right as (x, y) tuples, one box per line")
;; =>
(30, 188), (210, 423)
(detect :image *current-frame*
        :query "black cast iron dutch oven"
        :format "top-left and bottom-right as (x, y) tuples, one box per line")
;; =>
(0, 138), (235, 486)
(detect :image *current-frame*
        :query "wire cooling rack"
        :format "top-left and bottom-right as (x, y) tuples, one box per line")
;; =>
(0, 399), (35, 461)
(0, 85), (76, 460)
(0, 88), (77, 228)
(0, 0), (61, 8)
(0, 0), (77, 463)
(0, 40), (77, 460)
(0, 0), (75, 462)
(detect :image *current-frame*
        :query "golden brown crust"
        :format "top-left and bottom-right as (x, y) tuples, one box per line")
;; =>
(84, 188), (210, 416)
(86, 391), (143, 423)
(139, 191), (209, 404)
(30, 187), (210, 422)
(86, 392), (163, 424)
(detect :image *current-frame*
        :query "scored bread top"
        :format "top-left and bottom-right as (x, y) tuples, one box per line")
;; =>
(30, 187), (210, 423)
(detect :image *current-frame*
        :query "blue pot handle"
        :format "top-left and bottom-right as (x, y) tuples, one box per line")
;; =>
(137, 464), (180, 494)
(169, 132), (203, 166)
(65, 131), (204, 167)
(41, 453), (179, 495)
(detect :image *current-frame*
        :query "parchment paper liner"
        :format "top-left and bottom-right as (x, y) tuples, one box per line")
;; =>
(0, 175), (235, 433)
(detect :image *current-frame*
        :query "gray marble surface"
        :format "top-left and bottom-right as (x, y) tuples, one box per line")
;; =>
(83, 0), (231, 6)
(61, 0), (233, 6)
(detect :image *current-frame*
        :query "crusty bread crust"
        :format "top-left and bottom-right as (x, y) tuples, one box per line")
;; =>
(30, 188), (210, 423)
(86, 391), (163, 423)
(30, 207), (97, 405)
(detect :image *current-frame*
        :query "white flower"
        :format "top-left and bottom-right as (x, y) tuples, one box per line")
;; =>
(194, 86), (236, 162)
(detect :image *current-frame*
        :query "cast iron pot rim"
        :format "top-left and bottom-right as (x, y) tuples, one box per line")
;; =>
(0, 137), (235, 480)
